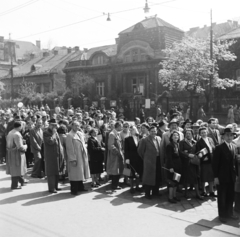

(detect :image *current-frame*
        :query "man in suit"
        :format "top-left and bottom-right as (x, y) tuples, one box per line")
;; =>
(192, 123), (201, 141)
(107, 121), (124, 190)
(207, 118), (221, 146)
(213, 127), (239, 223)
(138, 126), (162, 199)
(30, 118), (44, 178)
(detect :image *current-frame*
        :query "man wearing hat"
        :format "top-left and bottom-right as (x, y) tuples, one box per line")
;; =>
(207, 118), (221, 146)
(43, 119), (64, 193)
(213, 127), (239, 223)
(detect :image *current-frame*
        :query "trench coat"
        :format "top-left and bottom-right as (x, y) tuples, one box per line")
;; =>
(43, 128), (64, 176)
(107, 129), (124, 175)
(6, 129), (27, 176)
(137, 135), (162, 186)
(66, 130), (90, 181)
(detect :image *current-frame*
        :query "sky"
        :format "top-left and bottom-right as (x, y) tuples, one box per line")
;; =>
(1, 0), (240, 50)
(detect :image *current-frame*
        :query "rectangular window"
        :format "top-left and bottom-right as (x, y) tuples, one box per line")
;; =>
(132, 78), (137, 93)
(96, 82), (104, 96)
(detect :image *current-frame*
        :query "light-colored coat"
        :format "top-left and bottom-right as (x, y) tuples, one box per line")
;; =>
(6, 129), (27, 176)
(107, 129), (124, 175)
(66, 130), (90, 181)
(138, 135), (162, 186)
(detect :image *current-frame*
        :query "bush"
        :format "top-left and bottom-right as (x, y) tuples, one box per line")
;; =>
(0, 98), (22, 109)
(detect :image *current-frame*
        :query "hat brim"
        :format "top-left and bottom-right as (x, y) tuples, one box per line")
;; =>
(168, 122), (179, 128)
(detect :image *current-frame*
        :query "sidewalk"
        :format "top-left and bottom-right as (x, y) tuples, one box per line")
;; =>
(0, 165), (239, 237)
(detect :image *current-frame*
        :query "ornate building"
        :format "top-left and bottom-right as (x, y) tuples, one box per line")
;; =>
(64, 16), (184, 119)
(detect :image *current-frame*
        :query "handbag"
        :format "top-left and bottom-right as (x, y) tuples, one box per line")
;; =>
(190, 155), (200, 166)
(123, 166), (131, 176)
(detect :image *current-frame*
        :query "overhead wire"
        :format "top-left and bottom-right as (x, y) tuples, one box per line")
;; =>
(16, 14), (104, 40)
(0, 0), (39, 17)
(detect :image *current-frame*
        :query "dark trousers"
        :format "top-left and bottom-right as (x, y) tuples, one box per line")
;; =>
(217, 182), (235, 218)
(32, 157), (43, 177)
(111, 175), (120, 189)
(70, 181), (85, 194)
(47, 175), (59, 192)
(11, 176), (24, 188)
(145, 156), (161, 196)
(234, 192), (240, 213)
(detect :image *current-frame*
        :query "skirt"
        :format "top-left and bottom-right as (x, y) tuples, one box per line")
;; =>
(200, 163), (214, 183)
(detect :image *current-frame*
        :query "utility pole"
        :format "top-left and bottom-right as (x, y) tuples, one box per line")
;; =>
(209, 9), (213, 114)
(9, 33), (14, 104)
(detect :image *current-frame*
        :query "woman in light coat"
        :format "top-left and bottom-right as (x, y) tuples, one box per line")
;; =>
(66, 121), (90, 195)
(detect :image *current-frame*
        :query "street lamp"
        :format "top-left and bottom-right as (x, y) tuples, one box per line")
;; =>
(106, 13), (111, 21)
(143, 0), (150, 13)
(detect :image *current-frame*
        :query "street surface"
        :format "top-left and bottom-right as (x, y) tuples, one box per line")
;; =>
(0, 165), (239, 237)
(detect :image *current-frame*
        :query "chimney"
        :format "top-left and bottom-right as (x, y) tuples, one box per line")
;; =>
(74, 46), (79, 51)
(227, 20), (232, 24)
(67, 47), (72, 54)
(43, 52), (49, 57)
(115, 38), (119, 44)
(54, 50), (58, 56)
(0, 36), (4, 42)
(36, 40), (41, 49)
(30, 52), (35, 60)
(233, 21), (238, 28)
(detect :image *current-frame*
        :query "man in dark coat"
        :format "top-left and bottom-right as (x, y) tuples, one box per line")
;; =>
(138, 126), (162, 199)
(43, 119), (64, 193)
(213, 128), (239, 223)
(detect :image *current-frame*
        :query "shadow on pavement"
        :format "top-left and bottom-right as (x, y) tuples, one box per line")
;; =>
(0, 187), (13, 194)
(0, 176), (11, 182)
(184, 217), (239, 236)
(22, 192), (76, 206)
(0, 191), (50, 205)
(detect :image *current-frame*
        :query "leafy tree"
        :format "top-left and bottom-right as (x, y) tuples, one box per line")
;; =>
(159, 36), (237, 117)
(18, 80), (36, 98)
(71, 72), (94, 97)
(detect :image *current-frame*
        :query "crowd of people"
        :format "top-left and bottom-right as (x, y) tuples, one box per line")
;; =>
(0, 103), (239, 224)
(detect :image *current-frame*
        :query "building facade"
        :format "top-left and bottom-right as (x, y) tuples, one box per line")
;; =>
(64, 16), (184, 119)
(1, 46), (81, 99)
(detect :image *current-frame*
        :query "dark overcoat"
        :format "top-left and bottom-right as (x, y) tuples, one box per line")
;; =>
(43, 128), (64, 176)
(137, 135), (162, 186)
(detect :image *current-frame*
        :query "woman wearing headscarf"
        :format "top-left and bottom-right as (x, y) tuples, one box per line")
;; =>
(87, 129), (105, 187)
(179, 129), (203, 200)
(166, 130), (182, 203)
(124, 125), (143, 193)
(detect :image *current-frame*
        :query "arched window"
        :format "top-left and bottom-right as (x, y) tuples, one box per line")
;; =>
(123, 48), (147, 63)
